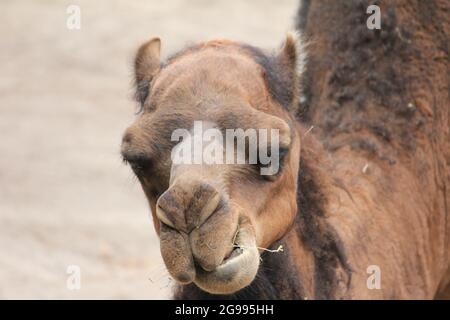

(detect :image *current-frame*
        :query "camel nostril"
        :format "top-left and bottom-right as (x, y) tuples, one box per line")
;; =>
(196, 192), (222, 227)
(157, 189), (191, 233)
(156, 204), (176, 229)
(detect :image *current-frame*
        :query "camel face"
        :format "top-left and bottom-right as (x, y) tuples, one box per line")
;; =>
(121, 35), (304, 294)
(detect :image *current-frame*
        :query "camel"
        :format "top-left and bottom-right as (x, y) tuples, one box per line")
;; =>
(121, 0), (449, 299)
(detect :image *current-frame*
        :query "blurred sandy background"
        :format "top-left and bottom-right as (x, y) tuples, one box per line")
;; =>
(0, 0), (298, 299)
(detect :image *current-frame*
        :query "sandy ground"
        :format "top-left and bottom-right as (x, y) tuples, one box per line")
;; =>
(0, 0), (299, 299)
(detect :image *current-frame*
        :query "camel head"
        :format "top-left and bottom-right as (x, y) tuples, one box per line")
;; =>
(121, 33), (305, 295)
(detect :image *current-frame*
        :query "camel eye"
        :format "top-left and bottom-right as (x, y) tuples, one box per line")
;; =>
(278, 147), (289, 166)
(255, 146), (289, 181)
(122, 154), (152, 175)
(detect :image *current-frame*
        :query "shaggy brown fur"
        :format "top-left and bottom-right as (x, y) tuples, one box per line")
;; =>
(293, 0), (449, 299)
(122, 0), (449, 299)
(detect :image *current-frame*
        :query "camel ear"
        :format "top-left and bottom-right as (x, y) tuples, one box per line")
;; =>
(134, 37), (161, 104)
(135, 37), (161, 83)
(276, 31), (307, 111)
(278, 31), (306, 78)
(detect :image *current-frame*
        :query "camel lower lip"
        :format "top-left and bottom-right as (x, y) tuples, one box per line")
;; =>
(225, 246), (244, 261)
(198, 246), (243, 272)
(193, 219), (260, 295)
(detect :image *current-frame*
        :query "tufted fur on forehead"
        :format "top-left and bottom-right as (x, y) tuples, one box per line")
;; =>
(133, 33), (307, 114)
(241, 31), (307, 112)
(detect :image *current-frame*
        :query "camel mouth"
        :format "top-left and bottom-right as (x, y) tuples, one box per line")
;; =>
(193, 217), (260, 295)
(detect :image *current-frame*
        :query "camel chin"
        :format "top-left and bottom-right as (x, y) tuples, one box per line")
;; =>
(194, 218), (260, 295)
